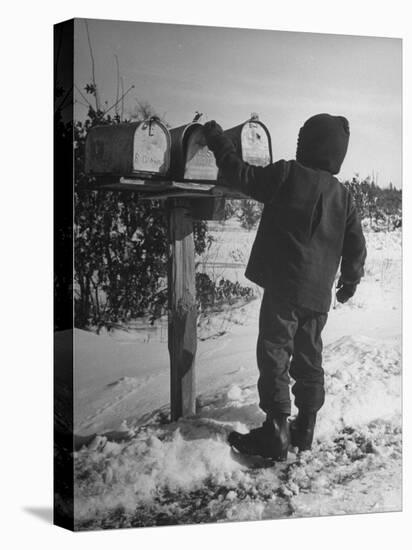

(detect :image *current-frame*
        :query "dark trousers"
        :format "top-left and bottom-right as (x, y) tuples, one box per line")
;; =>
(257, 289), (328, 416)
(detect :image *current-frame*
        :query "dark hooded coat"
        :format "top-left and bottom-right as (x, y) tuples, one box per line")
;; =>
(206, 114), (366, 312)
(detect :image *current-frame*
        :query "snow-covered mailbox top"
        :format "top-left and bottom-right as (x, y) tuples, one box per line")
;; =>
(85, 119), (171, 177)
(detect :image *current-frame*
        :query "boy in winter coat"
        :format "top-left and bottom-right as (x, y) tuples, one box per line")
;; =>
(203, 114), (367, 460)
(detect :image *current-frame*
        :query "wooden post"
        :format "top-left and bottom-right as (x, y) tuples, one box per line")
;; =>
(167, 198), (197, 420)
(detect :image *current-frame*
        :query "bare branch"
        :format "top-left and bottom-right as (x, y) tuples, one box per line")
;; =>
(114, 55), (120, 117)
(74, 84), (94, 110)
(55, 87), (72, 114)
(84, 19), (100, 111)
(129, 99), (162, 122)
(54, 25), (63, 91)
(120, 77), (125, 121)
(75, 99), (90, 109)
(102, 85), (135, 117)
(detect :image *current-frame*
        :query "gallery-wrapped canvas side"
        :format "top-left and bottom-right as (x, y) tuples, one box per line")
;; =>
(54, 19), (75, 531)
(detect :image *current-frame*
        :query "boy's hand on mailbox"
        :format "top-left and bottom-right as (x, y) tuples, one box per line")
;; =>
(203, 119), (287, 204)
(203, 120), (236, 166)
(203, 120), (224, 148)
(336, 277), (357, 304)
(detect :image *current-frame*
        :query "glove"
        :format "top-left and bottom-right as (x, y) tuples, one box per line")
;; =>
(203, 120), (224, 149)
(336, 277), (357, 304)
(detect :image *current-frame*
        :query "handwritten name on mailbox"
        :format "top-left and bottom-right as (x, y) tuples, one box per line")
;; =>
(85, 120), (171, 177)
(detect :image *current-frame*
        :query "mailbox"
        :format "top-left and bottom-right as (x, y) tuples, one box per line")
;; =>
(83, 116), (272, 214)
(85, 119), (171, 178)
(170, 118), (272, 182)
(170, 123), (218, 182)
(169, 122), (222, 219)
(167, 118), (273, 219)
(224, 118), (273, 167)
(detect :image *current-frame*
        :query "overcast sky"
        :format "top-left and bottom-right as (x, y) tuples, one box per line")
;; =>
(74, 19), (402, 188)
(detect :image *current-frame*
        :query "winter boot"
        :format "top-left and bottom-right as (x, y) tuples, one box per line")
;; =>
(289, 410), (317, 451)
(228, 413), (290, 461)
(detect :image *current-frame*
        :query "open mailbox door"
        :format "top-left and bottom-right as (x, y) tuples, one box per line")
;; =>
(169, 122), (218, 183)
(169, 122), (222, 219)
(85, 118), (171, 179)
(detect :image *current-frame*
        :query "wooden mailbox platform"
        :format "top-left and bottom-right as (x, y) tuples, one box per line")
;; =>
(85, 117), (272, 421)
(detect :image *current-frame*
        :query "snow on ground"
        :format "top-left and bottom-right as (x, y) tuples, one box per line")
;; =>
(57, 226), (401, 530)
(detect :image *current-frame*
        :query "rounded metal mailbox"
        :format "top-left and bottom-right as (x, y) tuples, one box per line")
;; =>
(224, 119), (273, 167)
(85, 119), (171, 177)
(170, 123), (218, 182)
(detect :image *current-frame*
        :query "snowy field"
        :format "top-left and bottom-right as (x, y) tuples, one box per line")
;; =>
(55, 225), (402, 529)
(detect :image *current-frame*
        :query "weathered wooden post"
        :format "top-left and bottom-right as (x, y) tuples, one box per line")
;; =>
(167, 198), (197, 420)
(166, 122), (220, 420)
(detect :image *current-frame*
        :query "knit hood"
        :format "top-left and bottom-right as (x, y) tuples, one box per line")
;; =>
(296, 114), (350, 175)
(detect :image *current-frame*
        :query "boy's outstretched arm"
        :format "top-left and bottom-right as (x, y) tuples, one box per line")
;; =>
(203, 120), (289, 203)
(336, 192), (367, 303)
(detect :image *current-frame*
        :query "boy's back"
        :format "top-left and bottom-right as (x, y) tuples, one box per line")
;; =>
(204, 115), (366, 312)
(246, 160), (363, 312)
